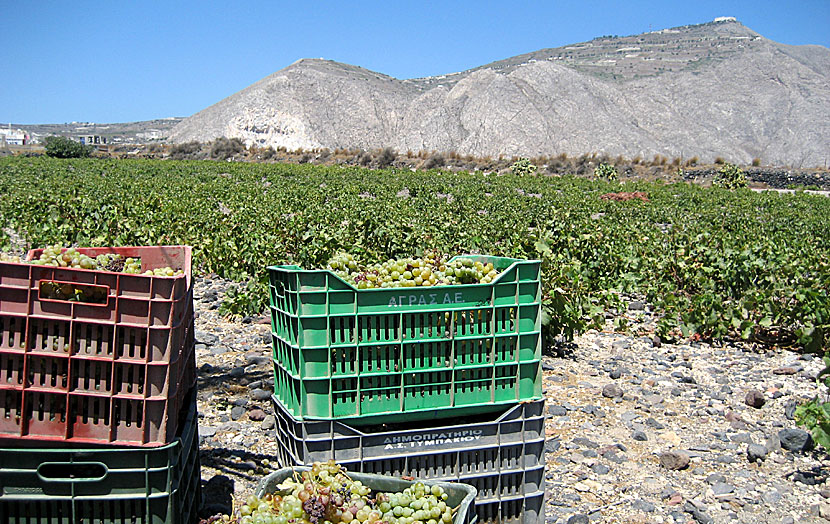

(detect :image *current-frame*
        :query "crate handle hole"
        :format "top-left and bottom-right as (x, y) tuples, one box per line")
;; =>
(37, 461), (108, 482)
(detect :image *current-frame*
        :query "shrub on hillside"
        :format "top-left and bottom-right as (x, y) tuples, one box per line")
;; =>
(170, 141), (204, 160)
(44, 136), (92, 158)
(260, 146), (277, 161)
(546, 158), (565, 173)
(377, 147), (396, 168)
(210, 137), (245, 160)
(355, 151), (371, 166)
(423, 153), (445, 170)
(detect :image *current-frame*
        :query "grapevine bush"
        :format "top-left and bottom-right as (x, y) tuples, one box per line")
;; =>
(510, 158), (537, 177)
(713, 162), (747, 189)
(796, 356), (830, 450)
(0, 157), (827, 354)
(594, 162), (618, 181)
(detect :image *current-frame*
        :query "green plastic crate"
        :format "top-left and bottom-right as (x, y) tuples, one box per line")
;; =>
(257, 467), (477, 524)
(268, 255), (542, 423)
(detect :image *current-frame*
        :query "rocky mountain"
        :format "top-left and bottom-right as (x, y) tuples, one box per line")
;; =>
(169, 19), (830, 167)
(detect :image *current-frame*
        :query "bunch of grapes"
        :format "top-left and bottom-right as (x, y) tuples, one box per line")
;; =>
(3, 245), (183, 276)
(326, 253), (499, 290)
(96, 253), (126, 272)
(0, 253), (21, 263)
(33, 245), (100, 269)
(375, 483), (452, 524)
(144, 266), (181, 277)
(227, 461), (456, 524)
(39, 281), (108, 304)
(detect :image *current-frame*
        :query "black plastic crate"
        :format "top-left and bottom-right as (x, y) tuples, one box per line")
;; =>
(0, 387), (199, 524)
(271, 395), (545, 524)
(476, 492), (544, 524)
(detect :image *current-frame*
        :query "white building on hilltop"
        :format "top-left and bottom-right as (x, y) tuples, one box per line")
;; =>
(78, 134), (107, 145)
(0, 126), (28, 145)
(714, 16), (737, 23)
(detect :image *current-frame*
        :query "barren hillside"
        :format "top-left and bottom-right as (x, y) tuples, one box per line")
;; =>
(169, 19), (830, 166)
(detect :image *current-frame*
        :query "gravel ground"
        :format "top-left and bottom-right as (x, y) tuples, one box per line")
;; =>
(193, 277), (830, 524)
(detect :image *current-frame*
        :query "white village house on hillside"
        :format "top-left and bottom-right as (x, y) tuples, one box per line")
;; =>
(0, 126), (28, 145)
(78, 134), (107, 145)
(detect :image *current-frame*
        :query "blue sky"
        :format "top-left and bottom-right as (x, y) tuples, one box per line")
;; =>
(2, 1), (828, 124)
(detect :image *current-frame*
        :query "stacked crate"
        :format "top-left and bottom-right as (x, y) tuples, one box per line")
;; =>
(0, 246), (198, 524)
(267, 255), (545, 524)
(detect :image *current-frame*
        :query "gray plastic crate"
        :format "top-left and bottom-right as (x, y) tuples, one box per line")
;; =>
(271, 396), (545, 524)
(257, 467), (477, 524)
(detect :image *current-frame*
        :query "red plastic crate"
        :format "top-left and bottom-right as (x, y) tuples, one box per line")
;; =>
(0, 321), (195, 446)
(0, 246), (195, 446)
(0, 246), (192, 326)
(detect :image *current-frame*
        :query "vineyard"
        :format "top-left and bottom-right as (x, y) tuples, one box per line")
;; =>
(0, 156), (828, 352)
